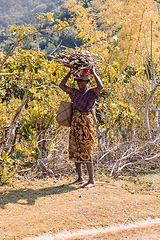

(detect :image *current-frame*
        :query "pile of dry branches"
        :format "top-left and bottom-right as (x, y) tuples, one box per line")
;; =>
(49, 48), (101, 76)
(95, 138), (160, 176)
(6, 135), (160, 183)
(35, 136), (160, 179)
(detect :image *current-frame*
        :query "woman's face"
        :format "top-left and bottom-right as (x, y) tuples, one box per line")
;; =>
(76, 79), (88, 91)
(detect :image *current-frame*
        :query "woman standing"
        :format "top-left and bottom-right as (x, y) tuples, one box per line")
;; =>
(59, 66), (103, 188)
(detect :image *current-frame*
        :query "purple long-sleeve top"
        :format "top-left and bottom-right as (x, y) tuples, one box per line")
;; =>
(70, 87), (98, 113)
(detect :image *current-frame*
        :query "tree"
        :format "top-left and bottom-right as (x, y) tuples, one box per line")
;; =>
(65, 0), (160, 64)
(0, 12), (75, 183)
(64, 0), (160, 135)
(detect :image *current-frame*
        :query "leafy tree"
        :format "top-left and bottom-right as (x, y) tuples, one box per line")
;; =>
(0, 12), (75, 183)
(64, 0), (160, 145)
(65, 0), (160, 65)
(0, 4), (82, 54)
(0, 2), (160, 183)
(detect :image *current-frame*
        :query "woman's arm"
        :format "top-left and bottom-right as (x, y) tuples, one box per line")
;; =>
(91, 66), (103, 95)
(59, 69), (72, 95)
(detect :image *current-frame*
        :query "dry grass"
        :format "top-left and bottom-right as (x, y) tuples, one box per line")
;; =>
(60, 222), (160, 240)
(0, 172), (160, 240)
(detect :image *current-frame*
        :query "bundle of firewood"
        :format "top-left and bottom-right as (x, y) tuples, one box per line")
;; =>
(48, 48), (101, 76)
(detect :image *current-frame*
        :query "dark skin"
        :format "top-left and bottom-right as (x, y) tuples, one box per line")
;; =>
(59, 66), (103, 188)
(59, 66), (103, 95)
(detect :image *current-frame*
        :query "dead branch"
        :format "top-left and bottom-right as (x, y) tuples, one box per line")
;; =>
(48, 48), (102, 76)
(0, 73), (21, 79)
(0, 19), (75, 73)
(1, 77), (33, 153)
(95, 138), (160, 176)
(36, 138), (55, 176)
(144, 82), (160, 141)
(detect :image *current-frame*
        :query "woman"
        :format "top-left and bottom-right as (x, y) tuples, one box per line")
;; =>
(59, 66), (103, 188)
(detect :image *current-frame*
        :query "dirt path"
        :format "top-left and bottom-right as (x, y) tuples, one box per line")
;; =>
(24, 219), (160, 240)
(1, 175), (160, 240)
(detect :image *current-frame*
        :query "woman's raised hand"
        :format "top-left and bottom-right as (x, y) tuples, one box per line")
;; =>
(69, 68), (74, 75)
(91, 65), (96, 75)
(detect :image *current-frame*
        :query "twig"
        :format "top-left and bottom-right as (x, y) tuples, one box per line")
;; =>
(123, 214), (135, 225)
(48, 40), (62, 56)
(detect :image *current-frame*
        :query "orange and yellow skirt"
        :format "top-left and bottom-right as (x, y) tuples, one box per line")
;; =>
(69, 110), (95, 163)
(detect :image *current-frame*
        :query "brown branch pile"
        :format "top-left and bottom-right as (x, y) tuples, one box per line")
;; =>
(49, 48), (101, 76)
(95, 138), (160, 176)
(3, 131), (159, 183)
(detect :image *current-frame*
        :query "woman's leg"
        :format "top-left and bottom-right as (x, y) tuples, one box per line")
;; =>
(82, 162), (95, 188)
(69, 162), (84, 184)
(75, 162), (84, 182)
(86, 162), (94, 184)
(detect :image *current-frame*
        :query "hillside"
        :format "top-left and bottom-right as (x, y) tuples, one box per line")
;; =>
(0, 0), (63, 29)
(0, 0), (82, 55)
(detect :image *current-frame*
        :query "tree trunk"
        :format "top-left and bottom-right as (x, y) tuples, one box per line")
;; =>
(144, 100), (152, 141)
(153, 105), (159, 140)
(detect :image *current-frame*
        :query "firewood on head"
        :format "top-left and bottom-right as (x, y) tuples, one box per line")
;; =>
(48, 47), (101, 76)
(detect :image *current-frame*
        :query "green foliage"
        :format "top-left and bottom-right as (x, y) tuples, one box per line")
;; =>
(0, 1), (160, 184)
(0, 4), (82, 55)
(0, 0), (62, 29)
(0, 49), (46, 102)
(0, 46), (69, 184)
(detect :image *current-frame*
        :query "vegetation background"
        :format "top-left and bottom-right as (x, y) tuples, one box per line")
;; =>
(0, 1), (160, 239)
(0, 0), (159, 184)
(0, 0), (82, 55)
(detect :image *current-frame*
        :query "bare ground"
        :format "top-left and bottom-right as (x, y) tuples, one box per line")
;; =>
(24, 219), (160, 240)
(0, 173), (160, 240)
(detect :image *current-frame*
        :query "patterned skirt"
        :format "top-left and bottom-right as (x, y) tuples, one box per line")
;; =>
(69, 110), (95, 163)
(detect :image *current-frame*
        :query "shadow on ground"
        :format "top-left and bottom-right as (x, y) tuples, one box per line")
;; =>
(0, 184), (78, 209)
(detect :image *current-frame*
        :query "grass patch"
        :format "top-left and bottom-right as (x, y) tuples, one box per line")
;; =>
(0, 172), (160, 240)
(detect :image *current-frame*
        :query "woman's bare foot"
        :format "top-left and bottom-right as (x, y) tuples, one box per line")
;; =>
(69, 178), (84, 185)
(81, 181), (95, 188)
